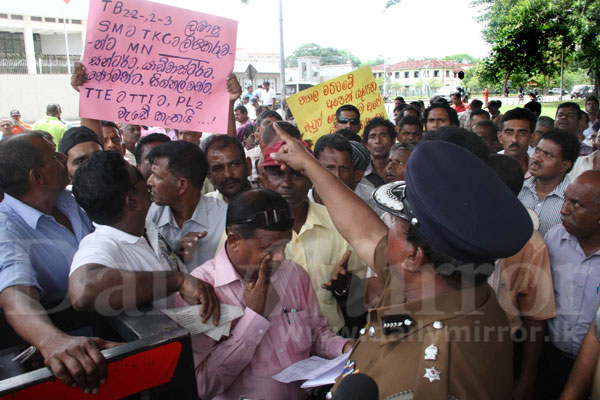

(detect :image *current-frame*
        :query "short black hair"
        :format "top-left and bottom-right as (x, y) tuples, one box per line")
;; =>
(397, 115), (423, 132)
(427, 126), (489, 162)
(234, 105), (248, 114)
(335, 104), (360, 120)
(557, 102), (582, 119)
(393, 104), (408, 114)
(524, 100), (542, 117)
(0, 132), (46, 197)
(362, 117), (397, 144)
(226, 189), (293, 238)
(470, 99), (483, 109)
(486, 154), (524, 196)
(500, 108), (536, 133)
(46, 103), (60, 116)
(586, 95), (599, 108)
(256, 110), (282, 127)
(424, 103), (460, 127)
(73, 151), (137, 225)
(262, 121), (300, 146)
(100, 121), (121, 137)
(314, 134), (352, 161)
(134, 133), (171, 164)
(202, 134), (245, 162)
(470, 109), (490, 120)
(472, 119), (498, 134)
(536, 116), (554, 129)
(335, 128), (362, 143)
(539, 128), (580, 172)
(147, 141), (208, 189)
(394, 96), (404, 102)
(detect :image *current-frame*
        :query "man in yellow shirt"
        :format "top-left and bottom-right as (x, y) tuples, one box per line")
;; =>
(259, 139), (366, 336)
(33, 104), (67, 144)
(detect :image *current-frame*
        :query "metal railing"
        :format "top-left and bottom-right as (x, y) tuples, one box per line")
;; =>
(0, 54), (80, 74)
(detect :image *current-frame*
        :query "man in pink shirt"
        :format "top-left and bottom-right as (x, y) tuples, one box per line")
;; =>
(179, 188), (351, 399)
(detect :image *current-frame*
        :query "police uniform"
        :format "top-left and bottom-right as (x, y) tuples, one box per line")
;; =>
(331, 141), (534, 399)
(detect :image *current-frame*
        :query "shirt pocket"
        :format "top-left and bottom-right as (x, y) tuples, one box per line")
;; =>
(284, 309), (312, 356)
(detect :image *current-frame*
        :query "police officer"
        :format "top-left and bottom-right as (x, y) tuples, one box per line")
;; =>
(270, 124), (533, 399)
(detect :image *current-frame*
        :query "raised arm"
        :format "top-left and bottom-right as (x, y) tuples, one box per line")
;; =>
(271, 123), (387, 267)
(68, 264), (220, 324)
(0, 285), (116, 394)
(226, 73), (241, 138)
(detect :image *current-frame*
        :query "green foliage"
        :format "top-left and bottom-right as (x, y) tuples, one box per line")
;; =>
(361, 57), (385, 67)
(285, 43), (361, 68)
(442, 54), (480, 64)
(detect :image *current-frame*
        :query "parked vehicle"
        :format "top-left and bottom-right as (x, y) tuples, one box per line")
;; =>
(549, 87), (568, 95)
(571, 85), (595, 99)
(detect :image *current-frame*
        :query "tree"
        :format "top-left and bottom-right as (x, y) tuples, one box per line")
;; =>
(285, 43), (361, 68)
(442, 54), (479, 65)
(570, 0), (600, 94)
(361, 57), (385, 67)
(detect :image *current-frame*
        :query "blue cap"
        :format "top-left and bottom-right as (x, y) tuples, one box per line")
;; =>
(374, 141), (532, 262)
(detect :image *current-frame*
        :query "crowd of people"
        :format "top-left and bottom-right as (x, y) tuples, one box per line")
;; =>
(1, 64), (599, 400)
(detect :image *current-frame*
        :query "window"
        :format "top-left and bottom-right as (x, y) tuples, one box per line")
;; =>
(446, 70), (450, 77)
(404, 71), (409, 78)
(454, 72), (458, 78)
(71, 19), (82, 24)
(0, 14), (8, 19)
(414, 71), (419, 78)
(434, 70), (439, 77)
(31, 16), (42, 21)
(0, 31), (42, 54)
(395, 72), (400, 79)
(11, 14), (24, 20)
(45, 17), (56, 22)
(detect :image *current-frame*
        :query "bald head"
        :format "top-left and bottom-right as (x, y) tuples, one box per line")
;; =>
(561, 170), (600, 240)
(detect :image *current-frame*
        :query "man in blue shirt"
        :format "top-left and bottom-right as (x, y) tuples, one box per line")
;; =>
(535, 170), (600, 398)
(0, 132), (112, 394)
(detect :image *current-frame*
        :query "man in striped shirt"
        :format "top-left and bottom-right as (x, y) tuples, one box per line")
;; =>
(518, 129), (580, 236)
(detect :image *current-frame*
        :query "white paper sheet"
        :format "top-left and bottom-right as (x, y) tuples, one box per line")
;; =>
(272, 353), (350, 384)
(162, 304), (244, 337)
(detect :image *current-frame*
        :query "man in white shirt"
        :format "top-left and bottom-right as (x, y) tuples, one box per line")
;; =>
(260, 81), (276, 107)
(69, 151), (220, 318)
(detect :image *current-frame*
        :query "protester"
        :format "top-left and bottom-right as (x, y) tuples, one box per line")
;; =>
(334, 104), (362, 134)
(180, 189), (351, 399)
(147, 141), (228, 271)
(385, 142), (415, 182)
(9, 109), (31, 134)
(33, 103), (67, 144)
(497, 108), (536, 175)
(100, 121), (126, 158)
(362, 117), (397, 187)
(134, 133), (171, 181)
(424, 102), (459, 132)
(58, 126), (104, 181)
(0, 132), (112, 394)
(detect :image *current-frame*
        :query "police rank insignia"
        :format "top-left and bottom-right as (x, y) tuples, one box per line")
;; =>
(424, 366), (441, 382)
(381, 314), (415, 335)
(424, 344), (438, 361)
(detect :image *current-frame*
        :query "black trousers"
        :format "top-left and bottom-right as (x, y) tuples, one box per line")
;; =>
(534, 342), (577, 400)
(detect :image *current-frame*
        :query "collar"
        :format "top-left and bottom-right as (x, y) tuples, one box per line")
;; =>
(213, 244), (244, 287)
(369, 284), (492, 345)
(558, 225), (600, 258)
(2, 190), (72, 229)
(156, 196), (209, 229)
(297, 201), (328, 235)
(45, 116), (59, 121)
(523, 174), (570, 200)
(91, 223), (143, 244)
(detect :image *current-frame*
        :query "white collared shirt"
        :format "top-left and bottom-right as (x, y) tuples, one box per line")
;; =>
(147, 195), (228, 271)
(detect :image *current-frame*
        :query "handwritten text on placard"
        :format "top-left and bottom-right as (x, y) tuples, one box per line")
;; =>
(80, 0), (237, 132)
(286, 66), (387, 144)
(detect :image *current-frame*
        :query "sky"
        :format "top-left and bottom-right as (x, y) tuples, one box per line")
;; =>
(7, 0), (492, 62)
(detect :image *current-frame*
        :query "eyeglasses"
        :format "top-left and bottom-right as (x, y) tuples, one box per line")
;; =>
(337, 118), (360, 125)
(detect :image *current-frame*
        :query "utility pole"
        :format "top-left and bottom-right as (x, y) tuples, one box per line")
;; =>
(278, 0), (286, 103)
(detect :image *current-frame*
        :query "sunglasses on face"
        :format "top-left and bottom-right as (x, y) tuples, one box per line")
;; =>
(337, 118), (360, 125)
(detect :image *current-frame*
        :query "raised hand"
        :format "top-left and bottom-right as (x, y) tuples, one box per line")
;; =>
(177, 231), (207, 264)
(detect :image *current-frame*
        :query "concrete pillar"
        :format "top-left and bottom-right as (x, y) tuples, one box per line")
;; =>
(23, 16), (37, 75)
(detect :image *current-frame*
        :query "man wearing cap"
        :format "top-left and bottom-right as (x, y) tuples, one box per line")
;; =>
(180, 188), (351, 399)
(33, 103), (68, 144)
(58, 126), (104, 180)
(0, 132), (111, 394)
(10, 109), (31, 134)
(270, 122), (533, 399)
(259, 139), (367, 336)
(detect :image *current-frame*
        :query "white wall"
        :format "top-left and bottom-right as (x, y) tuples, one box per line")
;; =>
(0, 75), (79, 123)
(40, 33), (83, 55)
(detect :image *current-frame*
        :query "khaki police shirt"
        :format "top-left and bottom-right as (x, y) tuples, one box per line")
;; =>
(334, 235), (513, 400)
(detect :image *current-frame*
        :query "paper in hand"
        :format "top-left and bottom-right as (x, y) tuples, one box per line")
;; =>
(162, 304), (243, 338)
